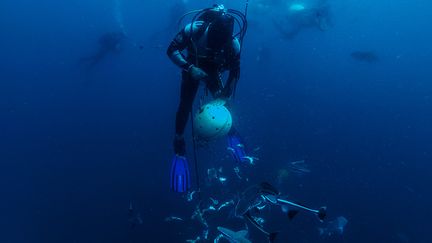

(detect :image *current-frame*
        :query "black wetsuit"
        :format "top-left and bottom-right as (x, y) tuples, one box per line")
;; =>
(167, 21), (241, 136)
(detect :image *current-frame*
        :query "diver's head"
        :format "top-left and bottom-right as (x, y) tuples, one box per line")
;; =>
(199, 4), (226, 22)
(207, 13), (234, 50)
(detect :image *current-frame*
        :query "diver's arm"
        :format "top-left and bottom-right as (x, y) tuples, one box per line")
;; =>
(167, 29), (191, 70)
(223, 38), (241, 98)
(167, 22), (203, 70)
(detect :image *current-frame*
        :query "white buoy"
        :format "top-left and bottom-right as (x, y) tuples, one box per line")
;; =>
(193, 99), (232, 141)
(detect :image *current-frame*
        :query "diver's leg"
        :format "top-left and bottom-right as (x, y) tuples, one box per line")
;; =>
(227, 127), (253, 164)
(203, 71), (249, 162)
(201, 72), (252, 163)
(86, 49), (107, 70)
(174, 71), (200, 155)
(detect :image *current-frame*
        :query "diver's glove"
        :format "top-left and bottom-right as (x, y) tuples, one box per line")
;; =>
(173, 134), (186, 156)
(187, 65), (208, 81)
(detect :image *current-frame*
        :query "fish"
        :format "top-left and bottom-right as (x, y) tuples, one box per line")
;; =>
(318, 216), (348, 237)
(217, 226), (252, 243)
(351, 51), (379, 63)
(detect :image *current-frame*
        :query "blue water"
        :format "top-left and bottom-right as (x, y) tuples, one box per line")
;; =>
(1, 0), (431, 242)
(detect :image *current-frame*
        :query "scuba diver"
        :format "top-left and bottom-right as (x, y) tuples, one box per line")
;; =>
(80, 31), (126, 70)
(167, 4), (248, 193)
(273, 0), (332, 39)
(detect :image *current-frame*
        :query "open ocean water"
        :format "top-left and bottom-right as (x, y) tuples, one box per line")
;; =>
(0, 0), (431, 242)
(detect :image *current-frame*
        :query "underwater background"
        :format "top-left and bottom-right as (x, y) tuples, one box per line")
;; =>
(1, 0), (431, 242)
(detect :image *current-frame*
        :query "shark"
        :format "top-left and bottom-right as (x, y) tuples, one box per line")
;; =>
(217, 226), (252, 243)
(350, 51), (379, 63)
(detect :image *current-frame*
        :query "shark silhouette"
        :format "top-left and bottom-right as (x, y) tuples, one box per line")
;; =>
(217, 226), (251, 243)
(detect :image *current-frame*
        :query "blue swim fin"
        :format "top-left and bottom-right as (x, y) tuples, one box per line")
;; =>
(227, 130), (252, 164)
(170, 155), (191, 193)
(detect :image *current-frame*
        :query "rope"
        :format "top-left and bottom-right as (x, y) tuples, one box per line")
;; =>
(244, 0), (249, 19)
(190, 107), (202, 201)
